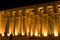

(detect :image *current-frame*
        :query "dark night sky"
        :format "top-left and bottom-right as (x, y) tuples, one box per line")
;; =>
(0, 0), (59, 10)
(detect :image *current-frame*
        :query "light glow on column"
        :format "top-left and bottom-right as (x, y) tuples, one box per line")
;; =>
(30, 30), (33, 36)
(42, 27), (48, 37)
(54, 24), (58, 37)
(43, 31), (48, 37)
(21, 30), (25, 36)
(7, 32), (11, 36)
(26, 28), (29, 36)
(2, 34), (4, 37)
(34, 30), (38, 36)
(22, 32), (25, 36)
(7, 33), (10, 36)
(15, 32), (18, 36)
(54, 25), (58, 37)
(54, 31), (58, 37)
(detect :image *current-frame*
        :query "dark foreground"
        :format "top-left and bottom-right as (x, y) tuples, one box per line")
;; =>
(0, 36), (60, 40)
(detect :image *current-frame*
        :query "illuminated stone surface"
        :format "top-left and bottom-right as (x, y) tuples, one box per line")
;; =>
(0, 1), (60, 40)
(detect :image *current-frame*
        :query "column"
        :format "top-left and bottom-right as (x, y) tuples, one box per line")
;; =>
(57, 6), (60, 36)
(9, 11), (15, 36)
(30, 9), (35, 36)
(1, 11), (7, 36)
(5, 11), (10, 36)
(25, 9), (31, 36)
(47, 6), (54, 36)
(38, 7), (44, 37)
(54, 13), (58, 37)
(42, 14), (48, 37)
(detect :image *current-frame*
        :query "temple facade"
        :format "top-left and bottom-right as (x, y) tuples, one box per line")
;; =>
(0, 1), (60, 37)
